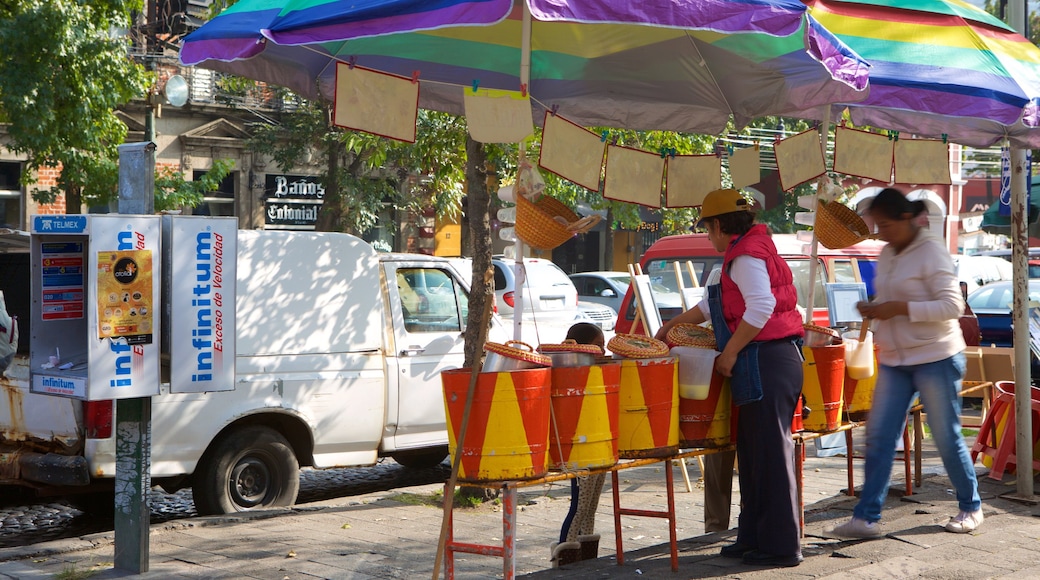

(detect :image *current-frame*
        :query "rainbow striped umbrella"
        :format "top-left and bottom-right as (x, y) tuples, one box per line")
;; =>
(807, 0), (1040, 148)
(180, 0), (869, 134)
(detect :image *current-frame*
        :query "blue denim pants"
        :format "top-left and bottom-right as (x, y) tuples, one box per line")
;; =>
(853, 352), (981, 522)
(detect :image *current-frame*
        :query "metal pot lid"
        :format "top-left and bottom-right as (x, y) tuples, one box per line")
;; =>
(607, 333), (670, 359)
(483, 340), (552, 367)
(666, 324), (717, 349)
(538, 339), (603, 356)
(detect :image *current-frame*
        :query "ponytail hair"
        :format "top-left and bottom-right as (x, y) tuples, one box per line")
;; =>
(868, 188), (926, 221)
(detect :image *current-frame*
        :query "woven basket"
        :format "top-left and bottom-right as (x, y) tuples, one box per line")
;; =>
(815, 200), (870, 250)
(607, 333), (670, 359)
(665, 324), (717, 349)
(515, 194), (602, 251)
(803, 323), (840, 347)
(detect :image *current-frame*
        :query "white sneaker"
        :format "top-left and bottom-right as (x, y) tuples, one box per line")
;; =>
(945, 509), (983, 533)
(827, 517), (882, 539)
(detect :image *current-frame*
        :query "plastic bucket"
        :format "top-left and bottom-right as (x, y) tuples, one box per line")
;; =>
(678, 367), (732, 449)
(617, 357), (679, 459)
(843, 344), (879, 421)
(671, 346), (717, 400)
(801, 345), (846, 432)
(548, 363), (621, 470)
(441, 367), (551, 482)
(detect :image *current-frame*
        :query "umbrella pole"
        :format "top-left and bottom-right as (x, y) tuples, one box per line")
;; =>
(805, 107), (832, 324)
(511, 0), (532, 343)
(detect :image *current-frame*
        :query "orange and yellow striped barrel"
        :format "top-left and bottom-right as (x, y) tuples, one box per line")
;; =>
(442, 367), (551, 482)
(548, 363), (621, 470)
(801, 345), (846, 432)
(843, 345), (879, 421)
(617, 357), (679, 459)
(679, 369), (732, 448)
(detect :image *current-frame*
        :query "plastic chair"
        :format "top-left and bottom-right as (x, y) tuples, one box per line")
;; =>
(970, 381), (1040, 481)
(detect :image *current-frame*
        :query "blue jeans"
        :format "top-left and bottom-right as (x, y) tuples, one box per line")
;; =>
(853, 352), (980, 522)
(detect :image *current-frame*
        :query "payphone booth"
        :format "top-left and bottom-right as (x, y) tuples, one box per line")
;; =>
(29, 214), (161, 400)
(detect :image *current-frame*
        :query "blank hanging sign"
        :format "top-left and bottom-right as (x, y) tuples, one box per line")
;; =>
(665, 155), (721, 208)
(603, 145), (666, 208)
(464, 88), (533, 143)
(775, 129), (826, 191)
(729, 145), (761, 189)
(538, 112), (605, 191)
(894, 138), (952, 185)
(833, 126), (893, 183)
(334, 63), (418, 143)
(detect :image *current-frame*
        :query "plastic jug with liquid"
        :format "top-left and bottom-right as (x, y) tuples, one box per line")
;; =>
(671, 345), (717, 400)
(842, 329), (874, 380)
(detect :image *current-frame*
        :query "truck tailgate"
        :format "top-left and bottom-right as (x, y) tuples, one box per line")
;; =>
(1, 356), (81, 452)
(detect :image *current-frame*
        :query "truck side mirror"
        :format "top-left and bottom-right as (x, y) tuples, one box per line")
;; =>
(600, 289), (616, 298)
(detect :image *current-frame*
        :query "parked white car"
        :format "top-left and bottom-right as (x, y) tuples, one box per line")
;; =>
(578, 300), (617, 332)
(492, 256), (584, 343)
(952, 254), (1013, 294)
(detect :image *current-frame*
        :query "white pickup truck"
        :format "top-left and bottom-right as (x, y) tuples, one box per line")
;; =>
(0, 230), (504, 514)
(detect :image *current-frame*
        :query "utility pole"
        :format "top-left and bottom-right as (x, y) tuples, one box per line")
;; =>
(112, 2), (157, 572)
(1007, 0), (1035, 501)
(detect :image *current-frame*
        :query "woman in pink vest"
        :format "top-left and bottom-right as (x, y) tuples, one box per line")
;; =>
(658, 188), (804, 568)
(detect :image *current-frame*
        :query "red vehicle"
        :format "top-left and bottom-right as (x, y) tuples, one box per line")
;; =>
(615, 233), (885, 334)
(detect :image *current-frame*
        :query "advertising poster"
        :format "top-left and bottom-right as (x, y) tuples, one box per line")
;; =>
(97, 249), (154, 344)
(86, 215), (161, 400)
(166, 216), (237, 393)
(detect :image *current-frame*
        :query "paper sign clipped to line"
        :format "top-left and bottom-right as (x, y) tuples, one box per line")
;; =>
(603, 145), (666, 208)
(774, 129), (826, 191)
(894, 138), (952, 185)
(665, 155), (721, 208)
(833, 126), (894, 183)
(729, 145), (761, 189)
(538, 112), (605, 191)
(464, 89), (534, 143)
(333, 63), (418, 143)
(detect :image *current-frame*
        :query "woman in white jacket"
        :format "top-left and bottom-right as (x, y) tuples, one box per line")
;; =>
(829, 188), (982, 538)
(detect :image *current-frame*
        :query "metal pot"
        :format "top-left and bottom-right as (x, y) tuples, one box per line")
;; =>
(482, 340), (551, 373)
(538, 340), (603, 368)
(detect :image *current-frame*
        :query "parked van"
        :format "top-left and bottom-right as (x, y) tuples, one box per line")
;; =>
(0, 229), (506, 514)
(614, 233), (885, 333)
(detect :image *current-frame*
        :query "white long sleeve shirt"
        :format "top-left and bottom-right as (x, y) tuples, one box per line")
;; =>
(697, 255), (775, 328)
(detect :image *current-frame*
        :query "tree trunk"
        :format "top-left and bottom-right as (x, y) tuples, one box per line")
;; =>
(603, 207), (615, 271)
(462, 136), (493, 370)
(65, 186), (82, 215)
(457, 137), (498, 505)
(315, 138), (342, 231)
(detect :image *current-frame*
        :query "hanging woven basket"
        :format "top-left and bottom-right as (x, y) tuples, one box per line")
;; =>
(815, 200), (871, 250)
(515, 194), (602, 251)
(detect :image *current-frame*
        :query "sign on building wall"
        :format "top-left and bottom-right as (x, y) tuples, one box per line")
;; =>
(264, 174), (324, 230)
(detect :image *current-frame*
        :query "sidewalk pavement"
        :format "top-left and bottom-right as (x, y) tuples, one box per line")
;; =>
(1, 435), (1038, 580)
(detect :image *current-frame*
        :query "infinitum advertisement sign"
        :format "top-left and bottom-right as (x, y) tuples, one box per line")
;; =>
(162, 216), (237, 393)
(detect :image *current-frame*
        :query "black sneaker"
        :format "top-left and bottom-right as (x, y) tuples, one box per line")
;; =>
(742, 549), (803, 567)
(719, 542), (755, 558)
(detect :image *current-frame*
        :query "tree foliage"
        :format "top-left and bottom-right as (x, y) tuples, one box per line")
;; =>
(154, 159), (235, 212)
(248, 101), (475, 234)
(0, 0), (150, 211)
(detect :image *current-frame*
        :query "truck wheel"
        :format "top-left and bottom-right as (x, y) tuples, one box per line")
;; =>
(391, 447), (449, 469)
(193, 426), (300, 515)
